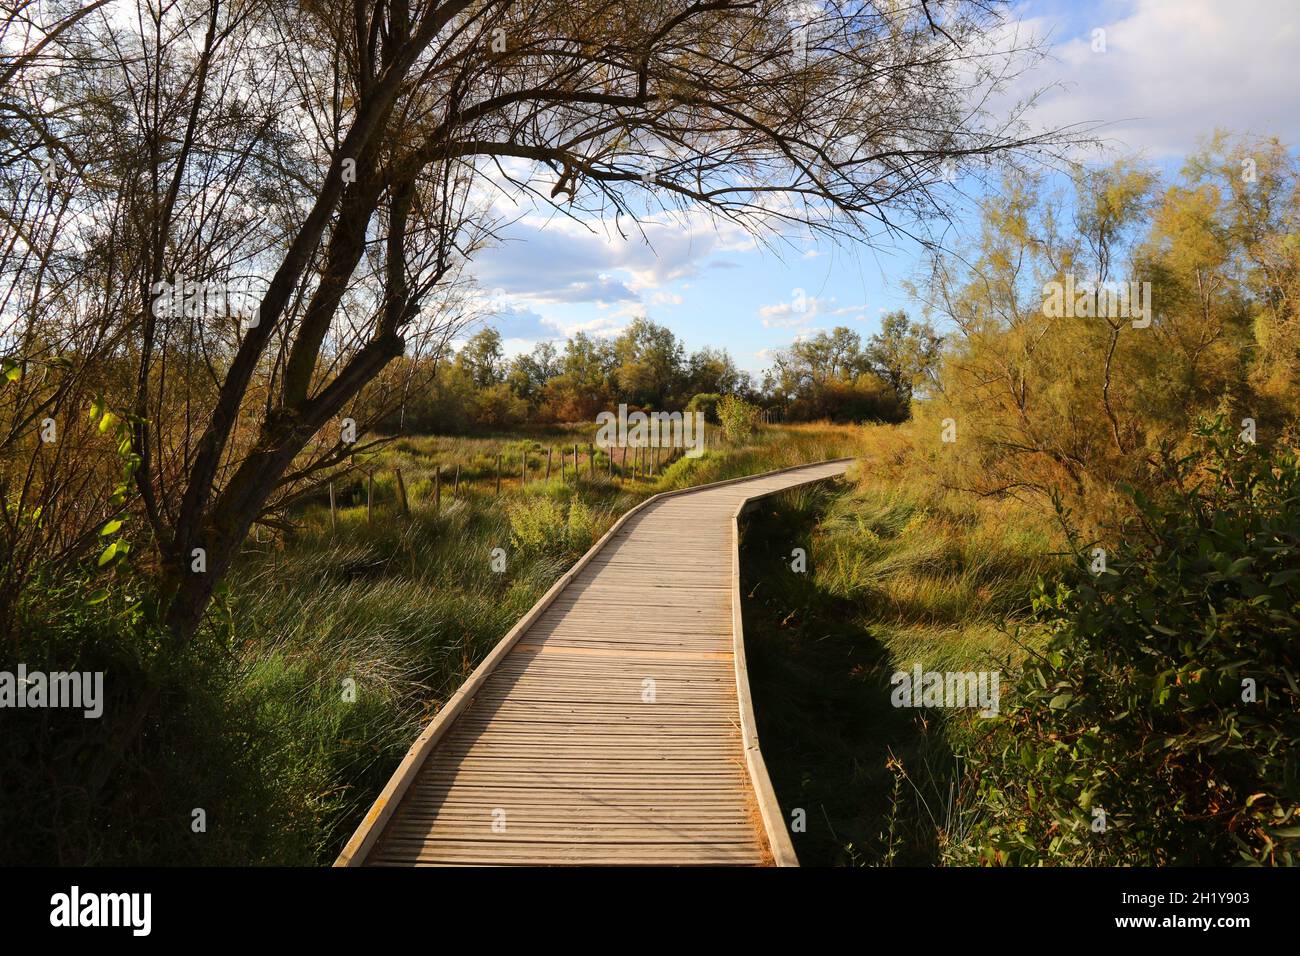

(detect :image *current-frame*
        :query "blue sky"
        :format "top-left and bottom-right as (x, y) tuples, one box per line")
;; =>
(468, 0), (1300, 376)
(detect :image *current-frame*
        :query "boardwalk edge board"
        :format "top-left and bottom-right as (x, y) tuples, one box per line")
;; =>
(334, 457), (854, 867)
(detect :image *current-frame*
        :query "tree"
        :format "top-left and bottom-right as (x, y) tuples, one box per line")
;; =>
(865, 311), (944, 405)
(919, 148), (1290, 515)
(456, 328), (507, 389)
(764, 326), (904, 422)
(685, 347), (744, 398)
(1181, 133), (1300, 421)
(506, 340), (560, 408)
(544, 332), (615, 420)
(923, 164), (1162, 504)
(716, 394), (760, 443)
(611, 318), (685, 406)
(774, 327), (870, 388)
(686, 392), (723, 423)
(1, 0), (1073, 650)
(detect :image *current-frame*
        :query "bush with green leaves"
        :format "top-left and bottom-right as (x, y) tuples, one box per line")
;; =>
(717, 394), (760, 444)
(957, 419), (1300, 866)
(507, 495), (568, 555)
(506, 493), (609, 558)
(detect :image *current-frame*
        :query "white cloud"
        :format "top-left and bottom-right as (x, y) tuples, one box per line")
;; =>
(540, 314), (629, 339)
(757, 295), (878, 328)
(1008, 0), (1300, 156)
(470, 204), (755, 318)
(758, 296), (822, 328)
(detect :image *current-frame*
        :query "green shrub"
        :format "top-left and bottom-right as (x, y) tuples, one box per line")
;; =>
(507, 495), (568, 555)
(567, 500), (598, 553)
(717, 394), (760, 443)
(958, 418), (1300, 865)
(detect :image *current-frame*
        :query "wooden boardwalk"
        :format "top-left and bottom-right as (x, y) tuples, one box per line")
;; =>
(336, 459), (852, 866)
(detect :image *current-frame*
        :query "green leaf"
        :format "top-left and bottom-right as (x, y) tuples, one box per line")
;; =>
(97, 540), (119, 566)
(100, 518), (123, 536)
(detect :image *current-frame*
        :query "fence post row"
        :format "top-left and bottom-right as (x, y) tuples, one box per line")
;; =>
(395, 467), (410, 516)
(347, 432), (705, 520)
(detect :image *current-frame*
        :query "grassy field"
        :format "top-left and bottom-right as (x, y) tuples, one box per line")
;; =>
(208, 421), (873, 864)
(3, 418), (1072, 866)
(739, 448), (1060, 865)
(16, 416), (1278, 866)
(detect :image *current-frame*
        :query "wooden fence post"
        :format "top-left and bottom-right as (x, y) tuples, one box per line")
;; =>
(589, 442), (595, 479)
(453, 463), (460, 497)
(573, 443), (579, 483)
(434, 466), (441, 513)
(546, 448), (552, 480)
(329, 482), (336, 533)
(495, 453), (501, 495)
(366, 472), (373, 524)
(395, 468), (410, 516)
(521, 448), (527, 485)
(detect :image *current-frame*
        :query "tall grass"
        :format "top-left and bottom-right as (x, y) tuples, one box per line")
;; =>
(1, 419), (881, 864)
(739, 439), (1060, 865)
(204, 421), (867, 863)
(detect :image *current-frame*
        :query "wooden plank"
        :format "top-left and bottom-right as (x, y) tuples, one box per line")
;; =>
(334, 458), (851, 867)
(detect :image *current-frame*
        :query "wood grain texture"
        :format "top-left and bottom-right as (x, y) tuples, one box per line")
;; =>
(335, 459), (850, 867)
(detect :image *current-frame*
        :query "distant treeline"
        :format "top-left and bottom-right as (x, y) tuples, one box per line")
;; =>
(379, 312), (943, 433)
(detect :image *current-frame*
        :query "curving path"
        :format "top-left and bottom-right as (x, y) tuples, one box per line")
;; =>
(336, 458), (852, 866)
